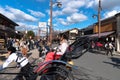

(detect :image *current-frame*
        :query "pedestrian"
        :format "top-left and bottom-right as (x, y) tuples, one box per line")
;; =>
(0, 46), (34, 80)
(20, 43), (28, 57)
(91, 40), (95, 51)
(105, 42), (113, 56)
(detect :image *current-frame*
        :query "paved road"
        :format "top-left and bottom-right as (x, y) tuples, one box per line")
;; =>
(0, 48), (120, 80)
(29, 48), (120, 80)
(73, 50), (120, 80)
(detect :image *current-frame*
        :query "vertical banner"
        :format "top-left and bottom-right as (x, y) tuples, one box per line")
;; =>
(38, 22), (47, 37)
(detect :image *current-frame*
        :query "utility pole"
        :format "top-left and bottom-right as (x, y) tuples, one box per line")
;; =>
(98, 0), (101, 38)
(49, 0), (53, 44)
(38, 25), (40, 40)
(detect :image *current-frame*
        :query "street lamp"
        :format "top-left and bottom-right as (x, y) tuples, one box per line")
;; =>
(49, 0), (62, 45)
(93, 0), (102, 38)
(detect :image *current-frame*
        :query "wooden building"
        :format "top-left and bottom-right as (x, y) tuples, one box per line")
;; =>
(60, 28), (80, 44)
(94, 13), (120, 52)
(82, 13), (120, 52)
(0, 13), (21, 49)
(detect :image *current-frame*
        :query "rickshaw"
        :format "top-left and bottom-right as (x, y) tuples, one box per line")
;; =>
(0, 36), (90, 80)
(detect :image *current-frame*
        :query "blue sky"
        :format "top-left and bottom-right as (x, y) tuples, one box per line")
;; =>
(0, 0), (120, 34)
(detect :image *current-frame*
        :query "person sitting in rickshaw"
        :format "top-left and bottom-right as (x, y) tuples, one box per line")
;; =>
(45, 33), (69, 62)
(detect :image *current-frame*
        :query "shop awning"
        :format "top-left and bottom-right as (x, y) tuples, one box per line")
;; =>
(88, 31), (115, 38)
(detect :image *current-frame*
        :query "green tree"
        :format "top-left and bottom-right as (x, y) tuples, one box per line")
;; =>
(26, 30), (35, 39)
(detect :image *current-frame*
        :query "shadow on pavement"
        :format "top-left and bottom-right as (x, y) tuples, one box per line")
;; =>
(72, 66), (109, 80)
(103, 57), (120, 69)
(89, 49), (105, 55)
(110, 57), (120, 63)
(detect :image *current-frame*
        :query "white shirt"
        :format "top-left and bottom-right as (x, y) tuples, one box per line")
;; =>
(105, 42), (113, 49)
(3, 53), (28, 68)
(56, 40), (68, 55)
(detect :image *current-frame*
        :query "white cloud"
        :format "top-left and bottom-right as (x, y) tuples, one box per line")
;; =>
(16, 22), (38, 32)
(67, 13), (87, 23)
(49, 0), (88, 26)
(102, 0), (120, 10)
(86, 0), (120, 11)
(46, 0), (120, 28)
(66, 0), (85, 9)
(57, 13), (87, 26)
(0, 6), (37, 22)
(80, 0), (120, 12)
(47, 0), (86, 17)
(2, 0), (119, 31)
(28, 9), (45, 17)
(104, 10), (120, 18)
(61, 0), (85, 15)
(0, 6), (16, 20)
(46, 9), (63, 18)
(52, 10), (63, 17)
(86, 0), (94, 8)
(57, 18), (69, 26)
(0, 6), (40, 33)
(62, 7), (78, 15)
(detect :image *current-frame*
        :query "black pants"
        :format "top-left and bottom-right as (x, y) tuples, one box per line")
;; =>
(106, 49), (113, 56)
(17, 63), (36, 80)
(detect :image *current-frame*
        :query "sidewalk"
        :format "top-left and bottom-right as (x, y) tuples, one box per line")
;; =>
(90, 48), (120, 57)
(113, 51), (120, 56)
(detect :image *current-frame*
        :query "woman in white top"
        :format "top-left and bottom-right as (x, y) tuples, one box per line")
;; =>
(0, 46), (33, 80)
(44, 33), (69, 61)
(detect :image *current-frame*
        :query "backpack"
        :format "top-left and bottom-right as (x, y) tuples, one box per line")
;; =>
(16, 52), (27, 67)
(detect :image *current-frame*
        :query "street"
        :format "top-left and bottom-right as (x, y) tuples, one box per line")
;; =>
(73, 50), (120, 80)
(0, 0), (120, 80)
(0, 48), (120, 80)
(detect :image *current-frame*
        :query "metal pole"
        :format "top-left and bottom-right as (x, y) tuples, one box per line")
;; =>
(46, 26), (48, 41)
(49, 0), (53, 44)
(38, 26), (40, 39)
(98, 0), (101, 38)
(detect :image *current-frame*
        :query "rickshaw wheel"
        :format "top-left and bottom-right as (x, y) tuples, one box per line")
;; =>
(37, 64), (74, 80)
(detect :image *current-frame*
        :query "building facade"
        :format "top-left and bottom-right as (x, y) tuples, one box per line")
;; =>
(0, 13), (20, 49)
(115, 13), (120, 52)
(60, 28), (80, 44)
(83, 13), (120, 52)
